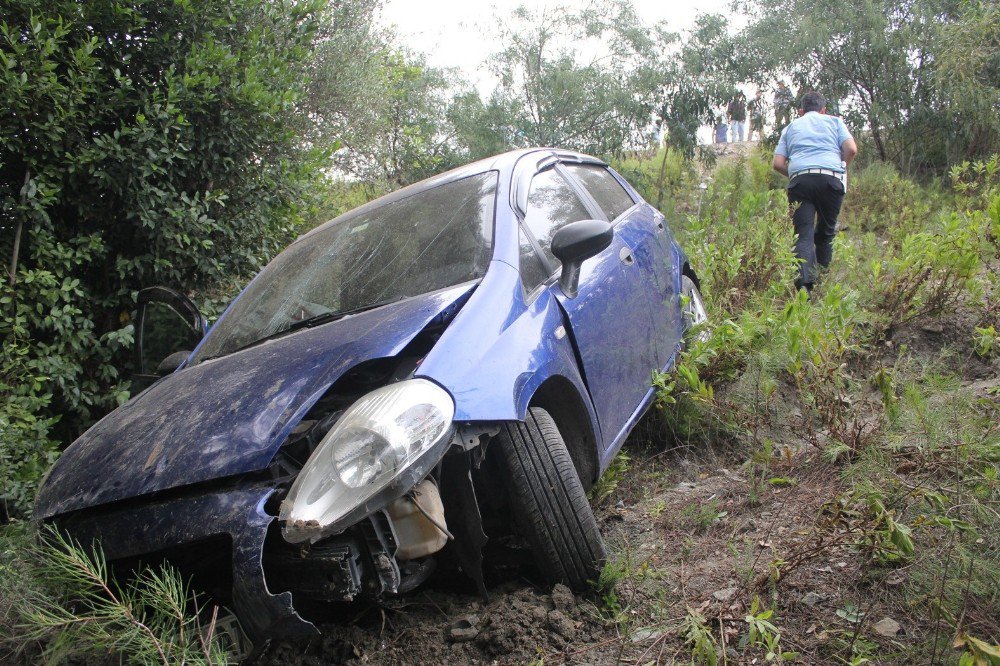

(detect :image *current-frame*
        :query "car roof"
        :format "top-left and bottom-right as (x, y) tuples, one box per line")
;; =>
(297, 148), (604, 243)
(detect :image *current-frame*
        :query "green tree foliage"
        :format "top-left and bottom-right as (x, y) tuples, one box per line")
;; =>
(301, 1), (459, 187)
(733, 0), (1000, 172)
(0, 0), (338, 516)
(456, 0), (666, 157)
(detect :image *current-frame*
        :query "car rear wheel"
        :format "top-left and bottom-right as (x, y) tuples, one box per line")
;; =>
(496, 407), (607, 591)
(681, 274), (709, 343)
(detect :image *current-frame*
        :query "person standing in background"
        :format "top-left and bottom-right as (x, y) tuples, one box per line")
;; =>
(727, 92), (747, 142)
(772, 91), (858, 293)
(748, 91), (766, 141)
(773, 81), (794, 128)
(714, 115), (729, 145)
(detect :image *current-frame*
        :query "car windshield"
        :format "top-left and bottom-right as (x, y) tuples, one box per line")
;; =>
(191, 171), (498, 362)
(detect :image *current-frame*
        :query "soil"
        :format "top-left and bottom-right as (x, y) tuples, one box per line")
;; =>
(258, 312), (999, 665)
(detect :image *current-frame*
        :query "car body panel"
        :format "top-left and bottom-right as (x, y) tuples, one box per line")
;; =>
(34, 283), (477, 519)
(416, 260), (602, 444)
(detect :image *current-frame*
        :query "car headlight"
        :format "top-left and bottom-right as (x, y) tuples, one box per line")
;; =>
(279, 378), (455, 543)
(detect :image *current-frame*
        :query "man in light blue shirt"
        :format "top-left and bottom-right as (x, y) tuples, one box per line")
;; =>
(772, 91), (858, 292)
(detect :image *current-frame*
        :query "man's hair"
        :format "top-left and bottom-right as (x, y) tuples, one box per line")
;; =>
(799, 91), (826, 112)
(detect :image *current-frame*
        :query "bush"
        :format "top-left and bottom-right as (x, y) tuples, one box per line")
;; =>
(839, 162), (936, 234)
(0, 0), (331, 501)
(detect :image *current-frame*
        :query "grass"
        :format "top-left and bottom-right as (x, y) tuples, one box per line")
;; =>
(586, 151), (1000, 665)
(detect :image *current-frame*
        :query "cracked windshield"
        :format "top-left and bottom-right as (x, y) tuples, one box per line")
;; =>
(193, 172), (497, 361)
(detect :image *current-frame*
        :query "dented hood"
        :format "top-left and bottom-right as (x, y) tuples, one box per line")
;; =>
(34, 284), (475, 520)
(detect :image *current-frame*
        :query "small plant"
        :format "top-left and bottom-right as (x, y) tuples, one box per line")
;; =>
(589, 450), (631, 506)
(742, 596), (797, 663)
(678, 499), (727, 533)
(10, 526), (229, 665)
(973, 325), (997, 358)
(683, 609), (720, 666)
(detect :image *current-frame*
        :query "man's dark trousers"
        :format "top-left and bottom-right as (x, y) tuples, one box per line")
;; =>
(787, 173), (845, 289)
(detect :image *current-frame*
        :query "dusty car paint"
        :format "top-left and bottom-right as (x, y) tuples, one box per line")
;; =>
(35, 284), (476, 519)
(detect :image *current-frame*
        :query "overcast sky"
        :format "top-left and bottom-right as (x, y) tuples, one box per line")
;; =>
(381, 0), (736, 93)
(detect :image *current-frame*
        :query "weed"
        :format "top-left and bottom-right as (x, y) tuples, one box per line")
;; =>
(682, 609), (719, 666)
(589, 450), (630, 506)
(677, 499), (727, 534)
(2, 525), (229, 664)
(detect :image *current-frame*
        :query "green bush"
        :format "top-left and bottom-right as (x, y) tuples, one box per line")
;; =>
(0, 0), (331, 504)
(1, 525), (230, 664)
(839, 162), (936, 234)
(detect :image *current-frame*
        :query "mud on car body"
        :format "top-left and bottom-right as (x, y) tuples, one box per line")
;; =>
(33, 148), (707, 652)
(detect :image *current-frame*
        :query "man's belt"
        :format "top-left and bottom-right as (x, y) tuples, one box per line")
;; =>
(790, 168), (842, 178)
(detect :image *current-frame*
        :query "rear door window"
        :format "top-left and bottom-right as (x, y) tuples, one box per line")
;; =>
(564, 164), (635, 221)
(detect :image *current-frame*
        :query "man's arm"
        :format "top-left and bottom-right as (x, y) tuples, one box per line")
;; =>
(772, 154), (789, 177)
(841, 137), (858, 165)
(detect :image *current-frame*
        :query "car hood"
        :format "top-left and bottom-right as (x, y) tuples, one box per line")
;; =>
(34, 284), (475, 520)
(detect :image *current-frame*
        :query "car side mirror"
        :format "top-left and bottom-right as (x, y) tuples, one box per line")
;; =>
(134, 287), (208, 390)
(156, 350), (192, 376)
(551, 219), (614, 298)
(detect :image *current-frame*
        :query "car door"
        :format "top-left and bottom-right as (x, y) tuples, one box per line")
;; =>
(562, 163), (680, 368)
(517, 163), (657, 447)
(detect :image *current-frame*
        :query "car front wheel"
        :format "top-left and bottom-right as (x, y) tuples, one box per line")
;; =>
(496, 407), (607, 591)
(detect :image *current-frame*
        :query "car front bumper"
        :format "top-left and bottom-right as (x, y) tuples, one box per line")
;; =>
(49, 483), (317, 644)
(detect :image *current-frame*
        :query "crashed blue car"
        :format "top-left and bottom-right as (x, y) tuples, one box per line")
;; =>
(34, 148), (707, 649)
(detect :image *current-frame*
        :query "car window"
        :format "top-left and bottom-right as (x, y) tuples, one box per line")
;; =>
(192, 172), (497, 362)
(564, 164), (635, 221)
(522, 169), (591, 267)
(518, 226), (551, 293)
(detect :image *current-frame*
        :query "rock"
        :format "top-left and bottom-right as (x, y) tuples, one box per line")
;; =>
(631, 627), (664, 643)
(712, 588), (737, 602)
(873, 617), (902, 637)
(885, 573), (905, 587)
(551, 584), (576, 613)
(530, 606), (548, 622)
(921, 322), (944, 334)
(448, 614), (480, 643)
(548, 610), (578, 640)
(801, 592), (824, 607)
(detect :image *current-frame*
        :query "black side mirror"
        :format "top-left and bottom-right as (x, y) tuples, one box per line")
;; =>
(156, 350), (192, 376)
(134, 287), (208, 390)
(551, 219), (614, 298)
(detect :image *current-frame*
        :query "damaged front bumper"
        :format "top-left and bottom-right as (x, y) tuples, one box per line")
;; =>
(51, 483), (315, 645)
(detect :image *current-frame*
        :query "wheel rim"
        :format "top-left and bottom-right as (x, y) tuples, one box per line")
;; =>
(681, 275), (709, 343)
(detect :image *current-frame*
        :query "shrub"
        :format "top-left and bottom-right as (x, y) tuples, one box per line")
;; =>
(1, 525), (230, 664)
(839, 162), (935, 234)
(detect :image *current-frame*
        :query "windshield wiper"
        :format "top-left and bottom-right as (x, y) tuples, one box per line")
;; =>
(202, 296), (407, 361)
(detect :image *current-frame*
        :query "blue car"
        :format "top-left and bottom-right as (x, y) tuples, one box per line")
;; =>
(34, 148), (707, 649)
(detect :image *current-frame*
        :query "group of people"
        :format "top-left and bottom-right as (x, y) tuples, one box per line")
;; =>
(714, 81), (795, 144)
(708, 82), (858, 296)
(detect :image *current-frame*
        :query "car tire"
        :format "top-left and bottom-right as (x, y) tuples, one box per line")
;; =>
(681, 274), (709, 344)
(496, 406), (607, 591)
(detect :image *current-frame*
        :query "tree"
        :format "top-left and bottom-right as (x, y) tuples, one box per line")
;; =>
(732, 0), (999, 172)
(456, 0), (665, 157)
(0, 0), (353, 515)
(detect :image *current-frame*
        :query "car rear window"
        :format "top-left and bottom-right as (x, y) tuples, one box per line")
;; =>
(564, 164), (635, 221)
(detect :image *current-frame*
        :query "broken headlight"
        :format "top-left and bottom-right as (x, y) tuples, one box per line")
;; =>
(279, 378), (454, 543)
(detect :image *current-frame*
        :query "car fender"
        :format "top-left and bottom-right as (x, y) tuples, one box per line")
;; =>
(417, 261), (602, 448)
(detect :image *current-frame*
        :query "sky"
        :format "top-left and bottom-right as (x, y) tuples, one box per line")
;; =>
(381, 0), (735, 94)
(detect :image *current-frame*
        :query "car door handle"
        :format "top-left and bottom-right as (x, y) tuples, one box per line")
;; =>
(619, 247), (635, 266)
